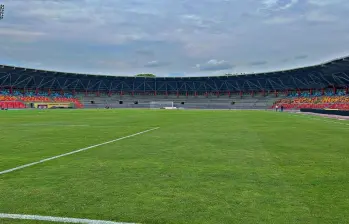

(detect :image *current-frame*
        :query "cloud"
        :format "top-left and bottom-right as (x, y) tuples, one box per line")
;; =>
(144, 60), (170, 68)
(281, 0), (299, 10)
(307, 0), (344, 7)
(1, 0), (349, 76)
(0, 27), (46, 42)
(168, 73), (185, 77)
(196, 59), (234, 71)
(260, 0), (299, 12)
(294, 55), (308, 59)
(304, 11), (337, 22)
(0, 28), (45, 37)
(264, 16), (299, 24)
(249, 61), (268, 66)
(135, 49), (154, 56)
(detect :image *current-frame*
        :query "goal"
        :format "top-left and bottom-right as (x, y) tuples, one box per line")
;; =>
(150, 101), (175, 109)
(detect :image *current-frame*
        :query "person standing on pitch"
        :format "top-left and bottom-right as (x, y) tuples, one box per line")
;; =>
(275, 105), (279, 112)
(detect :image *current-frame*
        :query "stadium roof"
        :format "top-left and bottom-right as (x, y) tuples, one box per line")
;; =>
(1, 56), (349, 92)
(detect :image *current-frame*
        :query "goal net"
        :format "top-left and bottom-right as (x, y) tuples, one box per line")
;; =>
(150, 101), (175, 109)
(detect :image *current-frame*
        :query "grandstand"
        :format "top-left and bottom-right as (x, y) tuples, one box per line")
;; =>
(1, 56), (349, 110)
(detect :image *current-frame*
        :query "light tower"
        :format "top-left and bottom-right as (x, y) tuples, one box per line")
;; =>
(0, 4), (4, 20)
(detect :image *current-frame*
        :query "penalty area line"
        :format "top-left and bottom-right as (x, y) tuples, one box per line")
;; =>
(0, 127), (160, 176)
(0, 213), (138, 224)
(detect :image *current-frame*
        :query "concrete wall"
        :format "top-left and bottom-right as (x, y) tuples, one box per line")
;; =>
(78, 94), (282, 110)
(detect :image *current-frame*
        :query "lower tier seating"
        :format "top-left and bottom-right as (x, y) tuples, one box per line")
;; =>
(0, 101), (26, 109)
(273, 96), (349, 110)
(0, 92), (83, 108)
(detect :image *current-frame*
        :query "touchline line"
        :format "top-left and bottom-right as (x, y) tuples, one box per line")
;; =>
(0, 213), (139, 224)
(0, 127), (160, 175)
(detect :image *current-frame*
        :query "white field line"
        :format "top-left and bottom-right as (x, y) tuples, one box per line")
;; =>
(289, 113), (349, 126)
(0, 213), (138, 224)
(0, 127), (159, 176)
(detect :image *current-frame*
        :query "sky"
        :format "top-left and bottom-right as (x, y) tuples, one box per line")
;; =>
(1, 0), (349, 77)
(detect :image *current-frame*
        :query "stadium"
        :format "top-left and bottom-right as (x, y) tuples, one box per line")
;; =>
(1, 1), (349, 224)
(1, 56), (349, 110)
(1, 56), (349, 224)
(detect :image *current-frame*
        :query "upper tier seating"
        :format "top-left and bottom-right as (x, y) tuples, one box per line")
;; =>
(19, 96), (51, 102)
(0, 95), (17, 101)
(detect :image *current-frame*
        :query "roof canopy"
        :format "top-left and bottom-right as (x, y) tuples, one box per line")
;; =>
(1, 56), (349, 92)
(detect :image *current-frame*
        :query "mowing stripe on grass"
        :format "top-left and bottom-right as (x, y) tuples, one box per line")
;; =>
(0, 213), (138, 224)
(0, 127), (159, 176)
(19, 124), (90, 127)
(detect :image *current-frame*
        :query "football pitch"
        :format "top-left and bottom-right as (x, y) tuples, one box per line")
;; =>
(1, 109), (349, 224)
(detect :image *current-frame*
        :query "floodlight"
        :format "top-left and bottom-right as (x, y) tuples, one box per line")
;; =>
(0, 5), (4, 20)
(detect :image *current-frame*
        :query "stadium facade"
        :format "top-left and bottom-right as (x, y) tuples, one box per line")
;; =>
(1, 56), (349, 95)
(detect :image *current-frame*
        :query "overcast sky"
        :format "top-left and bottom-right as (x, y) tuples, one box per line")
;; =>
(1, 0), (349, 77)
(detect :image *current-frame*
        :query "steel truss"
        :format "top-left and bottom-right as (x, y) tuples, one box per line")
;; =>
(1, 57), (349, 94)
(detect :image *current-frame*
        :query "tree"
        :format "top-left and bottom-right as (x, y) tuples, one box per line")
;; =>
(135, 74), (156, 77)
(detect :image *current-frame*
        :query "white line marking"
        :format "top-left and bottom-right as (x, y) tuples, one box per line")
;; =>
(289, 113), (349, 126)
(0, 127), (159, 175)
(0, 213), (138, 224)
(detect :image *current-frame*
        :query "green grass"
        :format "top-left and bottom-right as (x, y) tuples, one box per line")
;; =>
(0, 109), (349, 224)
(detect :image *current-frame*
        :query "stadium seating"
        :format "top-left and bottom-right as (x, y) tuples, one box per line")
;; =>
(0, 90), (83, 109)
(328, 104), (349, 110)
(0, 95), (17, 101)
(273, 95), (349, 110)
(0, 101), (26, 109)
(1, 87), (348, 110)
(19, 96), (51, 102)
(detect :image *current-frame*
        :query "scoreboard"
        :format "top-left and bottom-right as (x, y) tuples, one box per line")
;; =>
(0, 4), (4, 20)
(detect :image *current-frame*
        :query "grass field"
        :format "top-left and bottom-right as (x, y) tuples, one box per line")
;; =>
(1, 109), (349, 224)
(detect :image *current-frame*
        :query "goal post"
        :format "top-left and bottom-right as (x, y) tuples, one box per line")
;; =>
(150, 101), (175, 109)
